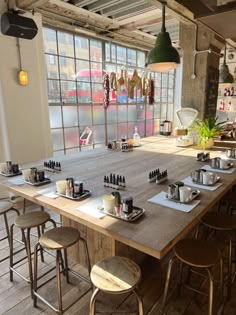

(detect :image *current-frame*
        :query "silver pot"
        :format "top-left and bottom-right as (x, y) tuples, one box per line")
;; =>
(160, 120), (172, 136)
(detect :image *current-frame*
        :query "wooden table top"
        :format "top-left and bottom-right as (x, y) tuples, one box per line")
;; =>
(1, 137), (235, 259)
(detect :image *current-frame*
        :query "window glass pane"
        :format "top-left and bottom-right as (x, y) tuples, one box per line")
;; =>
(64, 127), (79, 148)
(111, 44), (116, 63)
(92, 84), (103, 103)
(51, 129), (64, 151)
(47, 80), (61, 103)
(105, 63), (116, 73)
(161, 73), (168, 88)
(79, 106), (92, 125)
(161, 88), (168, 102)
(146, 105), (153, 120)
(137, 105), (145, 120)
(107, 105), (117, 123)
(118, 122), (127, 140)
(75, 36), (89, 59)
(63, 106), (78, 127)
(137, 51), (145, 68)
(59, 58), (75, 80)
(107, 124), (117, 141)
(49, 107), (62, 128)
(154, 104), (161, 119)
(90, 39), (102, 62)
(64, 81), (76, 103)
(146, 120), (153, 136)
(58, 32), (74, 57)
(76, 60), (90, 75)
(137, 121), (145, 137)
(93, 106), (105, 124)
(43, 28), (57, 54)
(45, 55), (59, 79)
(118, 105), (127, 122)
(169, 74), (174, 88)
(117, 46), (126, 64)
(91, 63), (102, 83)
(127, 49), (136, 66)
(128, 105), (137, 121)
(80, 126), (93, 145)
(77, 81), (91, 103)
(128, 122), (135, 139)
(93, 125), (105, 143)
(105, 43), (110, 62)
(66, 148), (80, 154)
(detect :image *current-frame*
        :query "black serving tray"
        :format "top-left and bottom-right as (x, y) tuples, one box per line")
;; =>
(57, 189), (91, 200)
(99, 206), (145, 222)
(165, 190), (200, 204)
(0, 171), (22, 177)
(24, 177), (51, 186)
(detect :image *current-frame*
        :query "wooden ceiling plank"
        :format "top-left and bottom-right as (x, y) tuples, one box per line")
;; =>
(16, 0), (48, 10)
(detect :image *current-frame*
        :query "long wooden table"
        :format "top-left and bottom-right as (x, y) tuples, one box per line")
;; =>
(1, 137), (235, 264)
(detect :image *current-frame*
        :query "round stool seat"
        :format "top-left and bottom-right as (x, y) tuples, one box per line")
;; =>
(39, 227), (80, 250)
(0, 201), (13, 213)
(174, 239), (220, 268)
(15, 211), (50, 229)
(201, 212), (236, 231)
(90, 256), (141, 293)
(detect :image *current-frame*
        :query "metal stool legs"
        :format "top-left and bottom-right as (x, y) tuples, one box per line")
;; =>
(161, 255), (223, 315)
(89, 288), (143, 315)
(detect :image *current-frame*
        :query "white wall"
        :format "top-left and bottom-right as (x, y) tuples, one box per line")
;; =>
(0, 4), (53, 164)
(0, 4), (53, 197)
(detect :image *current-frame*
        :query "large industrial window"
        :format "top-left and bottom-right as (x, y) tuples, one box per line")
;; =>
(43, 27), (175, 156)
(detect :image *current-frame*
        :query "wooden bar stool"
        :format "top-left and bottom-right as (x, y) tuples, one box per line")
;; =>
(89, 256), (143, 315)
(0, 201), (20, 263)
(33, 226), (92, 314)
(161, 239), (223, 315)
(9, 211), (55, 296)
(198, 212), (236, 299)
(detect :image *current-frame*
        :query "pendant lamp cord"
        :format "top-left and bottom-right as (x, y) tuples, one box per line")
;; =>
(17, 38), (22, 70)
(223, 45), (226, 65)
(161, 1), (166, 32)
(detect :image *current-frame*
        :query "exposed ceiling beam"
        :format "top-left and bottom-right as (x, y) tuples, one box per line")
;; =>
(16, 0), (48, 10)
(121, 15), (173, 31)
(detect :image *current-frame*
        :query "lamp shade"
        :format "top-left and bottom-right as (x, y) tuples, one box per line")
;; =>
(218, 62), (234, 88)
(146, 2), (180, 72)
(18, 70), (28, 86)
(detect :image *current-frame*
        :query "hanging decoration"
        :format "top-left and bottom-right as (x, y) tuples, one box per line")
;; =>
(103, 73), (110, 108)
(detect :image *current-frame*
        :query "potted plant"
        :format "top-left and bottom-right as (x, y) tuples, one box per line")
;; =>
(190, 116), (226, 149)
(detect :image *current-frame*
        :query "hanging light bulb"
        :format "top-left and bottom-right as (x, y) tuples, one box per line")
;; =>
(18, 70), (28, 86)
(146, 1), (180, 72)
(219, 45), (234, 88)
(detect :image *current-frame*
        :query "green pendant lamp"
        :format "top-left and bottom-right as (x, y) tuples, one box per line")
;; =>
(219, 45), (234, 88)
(146, 1), (180, 72)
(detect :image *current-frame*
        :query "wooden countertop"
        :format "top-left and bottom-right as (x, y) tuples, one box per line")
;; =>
(1, 137), (235, 259)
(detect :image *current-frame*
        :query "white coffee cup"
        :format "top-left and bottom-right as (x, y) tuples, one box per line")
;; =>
(103, 194), (115, 214)
(22, 168), (31, 181)
(0, 162), (7, 174)
(219, 158), (228, 169)
(202, 172), (215, 185)
(56, 180), (67, 195)
(179, 186), (192, 203)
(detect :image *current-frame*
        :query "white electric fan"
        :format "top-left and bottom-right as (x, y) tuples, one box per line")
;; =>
(175, 107), (198, 147)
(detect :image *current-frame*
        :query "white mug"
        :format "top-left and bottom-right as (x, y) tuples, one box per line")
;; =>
(179, 186), (192, 203)
(22, 168), (31, 181)
(202, 172), (215, 185)
(103, 194), (115, 214)
(219, 158), (228, 169)
(56, 180), (67, 195)
(0, 162), (7, 174)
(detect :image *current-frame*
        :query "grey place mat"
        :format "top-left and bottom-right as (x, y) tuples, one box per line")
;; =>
(201, 164), (235, 174)
(148, 191), (200, 213)
(182, 176), (222, 191)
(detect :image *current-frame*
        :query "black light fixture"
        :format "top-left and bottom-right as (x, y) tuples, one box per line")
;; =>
(219, 45), (234, 88)
(146, 1), (180, 72)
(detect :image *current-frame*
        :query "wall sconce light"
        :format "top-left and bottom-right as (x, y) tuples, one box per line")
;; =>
(17, 38), (28, 86)
(146, 1), (180, 72)
(18, 70), (28, 86)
